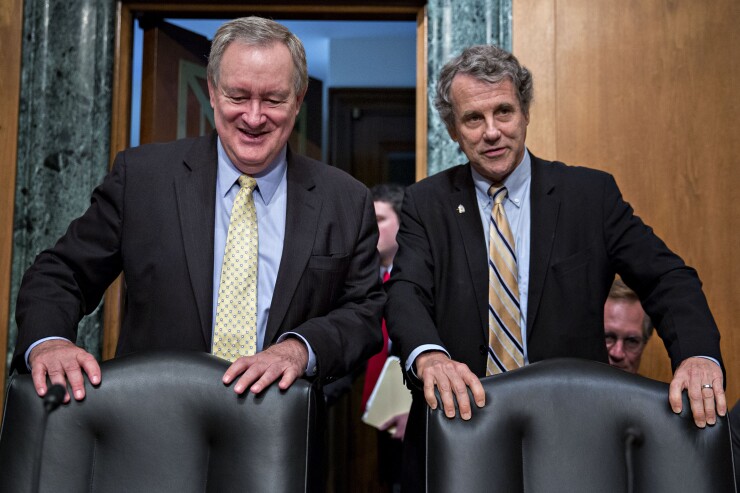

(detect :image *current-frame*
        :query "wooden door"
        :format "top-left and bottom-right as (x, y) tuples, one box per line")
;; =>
(139, 18), (214, 144)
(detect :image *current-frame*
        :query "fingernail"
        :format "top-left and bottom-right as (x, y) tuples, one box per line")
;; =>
(671, 407), (680, 414)
(74, 390), (84, 399)
(462, 412), (471, 420)
(91, 376), (100, 385)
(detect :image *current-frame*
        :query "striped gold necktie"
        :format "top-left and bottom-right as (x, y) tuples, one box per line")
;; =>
(486, 184), (524, 375)
(213, 175), (259, 362)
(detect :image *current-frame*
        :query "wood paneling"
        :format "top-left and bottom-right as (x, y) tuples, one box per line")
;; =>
(514, 0), (740, 402)
(0, 0), (23, 419)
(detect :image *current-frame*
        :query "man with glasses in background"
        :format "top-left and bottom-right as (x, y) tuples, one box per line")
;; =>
(604, 278), (653, 374)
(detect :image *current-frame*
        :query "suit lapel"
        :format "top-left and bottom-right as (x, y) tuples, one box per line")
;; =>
(449, 166), (489, 335)
(264, 151), (321, 344)
(174, 133), (218, 345)
(527, 155), (560, 336)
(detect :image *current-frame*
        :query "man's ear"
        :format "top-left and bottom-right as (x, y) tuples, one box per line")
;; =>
(446, 123), (459, 143)
(295, 89), (307, 115)
(207, 80), (216, 108)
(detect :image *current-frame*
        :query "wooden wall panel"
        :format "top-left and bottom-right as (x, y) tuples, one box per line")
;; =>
(0, 0), (23, 421)
(514, 0), (740, 402)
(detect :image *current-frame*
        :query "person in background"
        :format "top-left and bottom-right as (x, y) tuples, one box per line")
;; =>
(384, 44), (724, 491)
(604, 278), (654, 374)
(362, 183), (406, 493)
(13, 16), (383, 406)
(362, 183), (405, 412)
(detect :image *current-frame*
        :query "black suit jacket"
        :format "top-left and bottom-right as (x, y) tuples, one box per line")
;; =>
(385, 154), (722, 491)
(386, 154), (721, 375)
(14, 132), (384, 379)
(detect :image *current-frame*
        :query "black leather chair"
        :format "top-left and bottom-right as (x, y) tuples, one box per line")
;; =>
(0, 350), (322, 492)
(426, 358), (736, 493)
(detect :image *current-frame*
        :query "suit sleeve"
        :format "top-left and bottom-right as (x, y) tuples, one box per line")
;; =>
(601, 174), (722, 370)
(384, 186), (449, 371)
(13, 153), (126, 372)
(288, 188), (385, 381)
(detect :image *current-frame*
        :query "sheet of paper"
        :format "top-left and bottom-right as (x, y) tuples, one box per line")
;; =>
(362, 356), (413, 433)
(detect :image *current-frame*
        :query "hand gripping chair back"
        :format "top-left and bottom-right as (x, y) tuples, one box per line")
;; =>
(426, 358), (736, 493)
(0, 350), (322, 493)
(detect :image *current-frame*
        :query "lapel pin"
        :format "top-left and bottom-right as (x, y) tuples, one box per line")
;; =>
(457, 205), (465, 214)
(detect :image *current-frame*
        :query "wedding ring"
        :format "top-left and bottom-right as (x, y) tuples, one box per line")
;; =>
(701, 384), (713, 390)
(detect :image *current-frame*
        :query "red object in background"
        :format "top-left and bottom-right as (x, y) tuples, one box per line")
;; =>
(361, 271), (391, 410)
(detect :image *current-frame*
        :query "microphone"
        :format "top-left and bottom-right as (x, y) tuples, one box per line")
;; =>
(43, 384), (66, 413)
(33, 384), (68, 493)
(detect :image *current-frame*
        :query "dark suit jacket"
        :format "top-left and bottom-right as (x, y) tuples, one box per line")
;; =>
(14, 132), (385, 380)
(385, 153), (722, 490)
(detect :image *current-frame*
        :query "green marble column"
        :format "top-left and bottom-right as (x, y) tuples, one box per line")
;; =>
(426, 0), (512, 176)
(7, 0), (116, 371)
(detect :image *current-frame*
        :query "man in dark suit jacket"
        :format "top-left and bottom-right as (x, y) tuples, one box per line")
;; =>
(14, 17), (384, 404)
(384, 44), (724, 490)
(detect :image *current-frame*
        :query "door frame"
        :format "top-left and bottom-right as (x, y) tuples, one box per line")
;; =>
(104, 0), (428, 359)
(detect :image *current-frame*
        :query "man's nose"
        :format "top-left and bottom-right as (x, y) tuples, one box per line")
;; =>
(242, 100), (266, 127)
(609, 341), (625, 359)
(482, 119), (501, 141)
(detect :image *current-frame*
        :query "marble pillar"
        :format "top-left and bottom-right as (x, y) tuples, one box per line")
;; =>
(426, 0), (512, 176)
(7, 0), (116, 370)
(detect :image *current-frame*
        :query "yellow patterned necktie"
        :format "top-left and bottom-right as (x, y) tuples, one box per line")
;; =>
(213, 175), (259, 362)
(486, 184), (524, 375)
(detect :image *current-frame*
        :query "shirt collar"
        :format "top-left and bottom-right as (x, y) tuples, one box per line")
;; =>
(216, 138), (287, 204)
(471, 148), (531, 209)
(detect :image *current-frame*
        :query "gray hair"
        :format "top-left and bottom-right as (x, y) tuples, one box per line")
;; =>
(608, 278), (654, 341)
(207, 16), (308, 96)
(434, 44), (533, 130)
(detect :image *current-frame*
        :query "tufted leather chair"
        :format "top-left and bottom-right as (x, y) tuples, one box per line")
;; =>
(426, 358), (736, 493)
(0, 350), (322, 493)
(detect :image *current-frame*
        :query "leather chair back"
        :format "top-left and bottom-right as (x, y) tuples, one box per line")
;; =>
(426, 358), (735, 493)
(0, 350), (322, 492)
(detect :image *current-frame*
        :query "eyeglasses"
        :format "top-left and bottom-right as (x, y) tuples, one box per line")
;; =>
(604, 333), (645, 352)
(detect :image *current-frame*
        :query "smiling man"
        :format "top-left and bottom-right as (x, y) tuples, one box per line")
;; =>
(384, 44), (724, 491)
(14, 17), (383, 405)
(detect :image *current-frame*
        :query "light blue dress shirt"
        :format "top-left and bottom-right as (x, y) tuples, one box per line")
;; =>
(214, 139), (316, 374)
